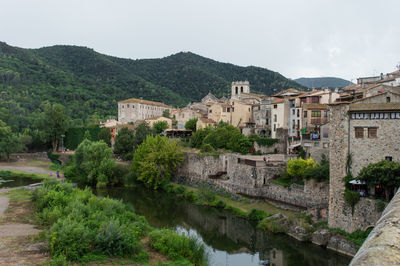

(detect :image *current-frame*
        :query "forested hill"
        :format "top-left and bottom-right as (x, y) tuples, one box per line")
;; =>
(0, 42), (304, 128)
(294, 77), (352, 89)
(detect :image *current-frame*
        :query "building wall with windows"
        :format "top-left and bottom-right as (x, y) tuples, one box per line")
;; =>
(118, 98), (172, 124)
(229, 99), (253, 127)
(328, 91), (400, 232)
(208, 102), (232, 124)
(271, 101), (286, 138)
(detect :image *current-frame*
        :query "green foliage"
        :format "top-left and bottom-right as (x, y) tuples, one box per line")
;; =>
(162, 109), (170, 118)
(65, 127), (101, 150)
(149, 229), (208, 265)
(113, 127), (134, 160)
(376, 199), (386, 212)
(344, 189), (360, 214)
(248, 134), (279, 147)
(329, 227), (373, 247)
(32, 180), (149, 262)
(286, 157), (317, 179)
(200, 143), (215, 153)
(98, 127), (112, 147)
(191, 125), (252, 154)
(303, 161), (330, 182)
(35, 102), (69, 151)
(298, 147), (306, 159)
(0, 120), (27, 160)
(198, 187), (216, 203)
(247, 209), (269, 221)
(65, 139), (124, 187)
(131, 136), (184, 189)
(152, 121), (168, 134)
(47, 150), (61, 164)
(358, 160), (400, 200)
(258, 218), (287, 233)
(184, 118), (198, 131)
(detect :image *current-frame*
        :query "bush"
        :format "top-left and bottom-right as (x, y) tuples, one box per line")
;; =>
(149, 229), (208, 265)
(258, 218), (287, 233)
(200, 143), (215, 153)
(198, 187), (216, 203)
(344, 189), (360, 214)
(303, 162), (329, 182)
(286, 157), (317, 179)
(376, 199), (386, 212)
(247, 209), (269, 221)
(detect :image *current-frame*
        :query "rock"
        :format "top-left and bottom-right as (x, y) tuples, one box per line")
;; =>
(327, 234), (358, 257)
(312, 229), (331, 246)
(288, 225), (310, 242)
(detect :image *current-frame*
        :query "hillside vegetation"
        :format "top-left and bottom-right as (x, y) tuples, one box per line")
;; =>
(295, 77), (352, 89)
(0, 41), (303, 130)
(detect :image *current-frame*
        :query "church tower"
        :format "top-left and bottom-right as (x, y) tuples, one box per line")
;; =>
(231, 81), (250, 100)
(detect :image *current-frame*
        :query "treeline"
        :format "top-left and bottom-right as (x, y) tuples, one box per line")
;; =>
(0, 42), (304, 133)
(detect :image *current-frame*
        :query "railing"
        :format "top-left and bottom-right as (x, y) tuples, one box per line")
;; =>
(310, 118), (328, 125)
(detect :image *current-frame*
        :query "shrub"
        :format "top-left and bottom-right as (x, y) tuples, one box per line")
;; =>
(214, 200), (226, 209)
(344, 189), (360, 214)
(258, 218), (287, 233)
(149, 229), (208, 265)
(247, 209), (269, 221)
(200, 143), (215, 153)
(198, 187), (216, 203)
(286, 157), (317, 179)
(376, 199), (386, 212)
(303, 162), (329, 182)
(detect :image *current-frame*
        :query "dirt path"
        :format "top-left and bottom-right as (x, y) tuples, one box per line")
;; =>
(0, 165), (49, 175)
(0, 188), (49, 265)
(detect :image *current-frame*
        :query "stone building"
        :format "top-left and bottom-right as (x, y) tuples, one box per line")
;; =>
(144, 116), (173, 129)
(208, 102), (232, 124)
(328, 90), (400, 232)
(231, 81), (250, 100)
(201, 92), (219, 104)
(196, 118), (216, 129)
(118, 98), (172, 124)
(173, 107), (203, 129)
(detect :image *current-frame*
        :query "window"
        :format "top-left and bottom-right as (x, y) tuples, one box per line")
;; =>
(122, 105), (124, 108)
(235, 87), (238, 95)
(311, 111), (321, 117)
(127, 104), (130, 108)
(274, 114), (277, 122)
(274, 104), (277, 109)
(304, 111), (308, 118)
(232, 107), (234, 112)
(385, 156), (393, 162)
(323, 128), (329, 138)
(227, 108), (230, 112)
(324, 110), (328, 118)
(292, 109), (295, 115)
(209, 110), (212, 113)
(132, 105), (134, 108)
(241, 86), (243, 93)
(355, 127), (364, 138)
(297, 109), (300, 117)
(384, 113), (389, 119)
(248, 108), (250, 112)
(273, 124), (276, 131)
(391, 113), (396, 119)
(387, 97), (391, 103)
(368, 128), (377, 138)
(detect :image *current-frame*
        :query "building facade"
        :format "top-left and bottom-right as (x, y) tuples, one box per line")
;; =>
(118, 98), (172, 124)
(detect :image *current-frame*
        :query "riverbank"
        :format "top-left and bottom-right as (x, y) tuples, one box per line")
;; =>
(163, 180), (367, 257)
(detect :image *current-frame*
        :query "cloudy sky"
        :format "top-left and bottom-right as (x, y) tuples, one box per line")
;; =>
(1, 0), (399, 81)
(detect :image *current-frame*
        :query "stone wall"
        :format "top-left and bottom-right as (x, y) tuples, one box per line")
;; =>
(328, 104), (384, 232)
(177, 152), (329, 214)
(350, 190), (400, 265)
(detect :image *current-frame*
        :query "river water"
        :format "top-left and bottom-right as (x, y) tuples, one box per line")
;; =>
(0, 175), (38, 188)
(96, 186), (351, 266)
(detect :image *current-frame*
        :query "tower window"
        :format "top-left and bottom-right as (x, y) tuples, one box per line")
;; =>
(241, 86), (243, 93)
(387, 97), (391, 103)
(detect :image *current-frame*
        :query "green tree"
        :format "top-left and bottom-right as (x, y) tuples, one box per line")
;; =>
(131, 135), (184, 189)
(0, 120), (26, 161)
(68, 139), (116, 187)
(358, 160), (400, 200)
(113, 127), (134, 160)
(286, 157), (317, 179)
(83, 130), (92, 140)
(98, 127), (111, 146)
(153, 121), (168, 134)
(132, 122), (154, 149)
(36, 102), (69, 152)
(162, 109), (170, 118)
(185, 118), (198, 131)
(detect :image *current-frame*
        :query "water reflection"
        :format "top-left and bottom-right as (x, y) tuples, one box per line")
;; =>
(0, 175), (38, 188)
(96, 187), (351, 266)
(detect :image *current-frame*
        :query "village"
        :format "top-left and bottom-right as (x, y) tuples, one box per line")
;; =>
(93, 69), (400, 257)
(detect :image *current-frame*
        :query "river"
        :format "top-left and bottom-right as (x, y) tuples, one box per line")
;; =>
(95, 186), (352, 266)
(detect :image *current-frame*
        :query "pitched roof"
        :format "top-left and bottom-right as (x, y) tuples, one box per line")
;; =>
(118, 98), (171, 108)
(272, 88), (302, 97)
(349, 103), (400, 111)
(145, 116), (172, 121)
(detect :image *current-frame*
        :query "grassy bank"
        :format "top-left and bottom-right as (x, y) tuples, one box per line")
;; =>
(0, 170), (48, 180)
(33, 179), (208, 265)
(161, 181), (371, 248)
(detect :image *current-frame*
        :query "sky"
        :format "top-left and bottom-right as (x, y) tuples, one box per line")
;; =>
(1, 0), (399, 81)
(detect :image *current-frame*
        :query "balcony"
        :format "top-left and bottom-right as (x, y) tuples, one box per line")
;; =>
(310, 117), (328, 125)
